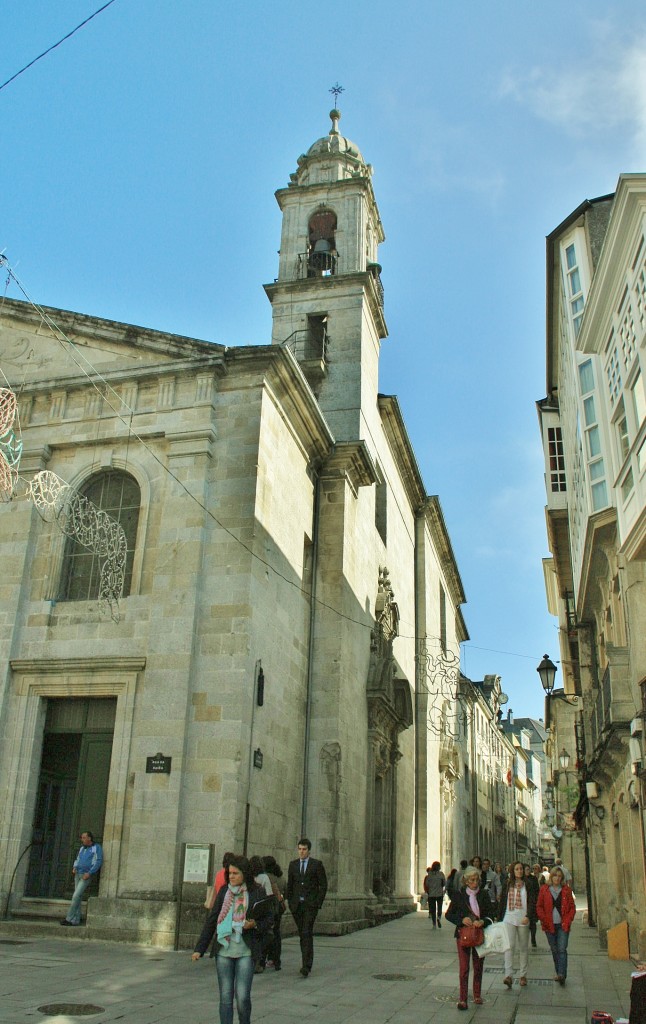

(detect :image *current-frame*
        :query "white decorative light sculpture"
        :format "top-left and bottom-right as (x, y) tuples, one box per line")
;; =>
(0, 385), (23, 500)
(28, 470), (127, 620)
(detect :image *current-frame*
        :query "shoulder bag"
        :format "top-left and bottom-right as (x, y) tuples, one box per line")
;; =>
(459, 924), (485, 948)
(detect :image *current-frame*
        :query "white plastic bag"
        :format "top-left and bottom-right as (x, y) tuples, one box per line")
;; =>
(482, 921), (511, 954)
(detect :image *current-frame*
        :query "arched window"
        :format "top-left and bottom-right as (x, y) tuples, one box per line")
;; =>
(60, 470), (140, 600)
(307, 209), (337, 277)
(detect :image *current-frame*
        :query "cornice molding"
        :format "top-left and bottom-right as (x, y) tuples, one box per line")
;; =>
(420, 495), (467, 608)
(11, 657), (146, 674)
(320, 439), (377, 496)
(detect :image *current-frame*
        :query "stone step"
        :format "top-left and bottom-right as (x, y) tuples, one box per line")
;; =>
(8, 898), (86, 924)
(0, 918), (88, 941)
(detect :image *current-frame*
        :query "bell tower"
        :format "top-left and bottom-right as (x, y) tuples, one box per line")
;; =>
(264, 109), (387, 443)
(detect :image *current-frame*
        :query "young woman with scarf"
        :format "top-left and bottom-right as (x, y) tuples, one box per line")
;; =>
(498, 860), (537, 989)
(192, 854), (273, 1024)
(536, 865), (576, 985)
(445, 865), (496, 1010)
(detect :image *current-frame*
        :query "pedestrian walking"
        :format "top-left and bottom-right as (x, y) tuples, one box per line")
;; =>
(60, 831), (103, 927)
(423, 862), (446, 927)
(446, 868), (458, 900)
(481, 858), (501, 907)
(498, 860), (536, 988)
(524, 864), (540, 947)
(207, 852), (235, 910)
(249, 856), (274, 974)
(445, 865), (496, 1010)
(555, 858), (572, 886)
(191, 854), (273, 1024)
(285, 838), (327, 978)
(262, 855), (286, 972)
(536, 865), (576, 985)
(454, 859), (468, 891)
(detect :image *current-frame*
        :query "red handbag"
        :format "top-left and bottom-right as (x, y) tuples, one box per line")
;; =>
(459, 925), (485, 948)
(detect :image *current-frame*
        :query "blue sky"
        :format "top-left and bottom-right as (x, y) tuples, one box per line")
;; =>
(3, 1), (646, 718)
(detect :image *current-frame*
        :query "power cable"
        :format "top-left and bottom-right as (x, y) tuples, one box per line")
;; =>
(0, 1), (118, 94)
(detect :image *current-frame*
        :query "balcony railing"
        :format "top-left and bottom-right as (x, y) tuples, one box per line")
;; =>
(293, 254), (385, 308)
(590, 663), (632, 752)
(282, 327), (329, 364)
(367, 262), (384, 308)
(297, 251), (337, 279)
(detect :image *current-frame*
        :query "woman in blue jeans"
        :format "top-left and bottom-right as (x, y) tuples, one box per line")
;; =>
(536, 866), (576, 985)
(192, 855), (273, 1024)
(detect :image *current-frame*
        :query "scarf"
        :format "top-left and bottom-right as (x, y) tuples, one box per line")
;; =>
(549, 885), (563, 924)
(508, 881), (524, 911)
(467, 886), (480, 917)
(216, 883), (248, 947)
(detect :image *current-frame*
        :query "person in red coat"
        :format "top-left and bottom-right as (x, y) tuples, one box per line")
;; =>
(536, 865), (576, 985)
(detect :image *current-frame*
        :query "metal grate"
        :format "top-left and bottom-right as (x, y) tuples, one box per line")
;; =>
(373, 973), (416, 981)
(38, 1005), (104, 1017)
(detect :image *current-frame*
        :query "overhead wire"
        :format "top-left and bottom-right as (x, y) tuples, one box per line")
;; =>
(0, 1), (119, 94)
(0, 259), (548, 668)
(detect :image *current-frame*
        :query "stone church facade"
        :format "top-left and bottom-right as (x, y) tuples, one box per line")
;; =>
(0, 111), (467, 945)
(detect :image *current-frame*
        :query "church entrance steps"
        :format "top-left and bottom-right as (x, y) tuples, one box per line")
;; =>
(8, 897), (86, 923)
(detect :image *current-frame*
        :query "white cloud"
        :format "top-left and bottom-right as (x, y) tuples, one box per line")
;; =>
(499, 32), (646, 162)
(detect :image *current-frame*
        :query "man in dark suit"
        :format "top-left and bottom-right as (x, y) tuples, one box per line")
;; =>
(285, 837), (327, 977)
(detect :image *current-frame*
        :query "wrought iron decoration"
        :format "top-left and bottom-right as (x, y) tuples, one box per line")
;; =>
(0, 379), (126, 620)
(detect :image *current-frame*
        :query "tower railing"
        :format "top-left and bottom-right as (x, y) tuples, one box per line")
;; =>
(297, 251), (338, 279)
(281, 327), (329, 363)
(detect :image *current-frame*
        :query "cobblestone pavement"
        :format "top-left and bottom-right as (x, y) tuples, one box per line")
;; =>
(0, 906), (635, 1024)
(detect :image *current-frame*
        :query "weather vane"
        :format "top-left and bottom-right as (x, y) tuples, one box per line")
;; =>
(329, 82), (344, 107)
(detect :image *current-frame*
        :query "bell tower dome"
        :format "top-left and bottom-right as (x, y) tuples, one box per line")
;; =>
(264, 108), (387, 443)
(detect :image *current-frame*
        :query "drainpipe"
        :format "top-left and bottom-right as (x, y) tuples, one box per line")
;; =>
(242, 659), (262, 856)
(301, 470), (322, 835)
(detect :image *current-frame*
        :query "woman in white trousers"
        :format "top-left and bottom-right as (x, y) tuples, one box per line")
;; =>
(498, 861), (536, 988)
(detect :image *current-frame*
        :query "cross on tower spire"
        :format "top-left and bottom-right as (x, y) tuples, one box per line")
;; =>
(329, 82), (344, 106)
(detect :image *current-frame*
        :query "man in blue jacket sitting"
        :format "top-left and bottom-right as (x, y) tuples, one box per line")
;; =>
(61, 831), (103, 926)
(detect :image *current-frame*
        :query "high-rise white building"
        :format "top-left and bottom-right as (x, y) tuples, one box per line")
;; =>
(538, 176), (646, 956)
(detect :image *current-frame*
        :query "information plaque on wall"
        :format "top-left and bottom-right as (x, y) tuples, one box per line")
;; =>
(146, 752), (172, 774)
(183, 844), (211, 883)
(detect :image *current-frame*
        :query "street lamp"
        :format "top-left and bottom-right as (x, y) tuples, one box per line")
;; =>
(536, 655), (595, 927)
(537, 654), (558, 695)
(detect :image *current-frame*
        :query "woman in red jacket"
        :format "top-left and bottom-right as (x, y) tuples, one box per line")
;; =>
(536, 866), (576, 985)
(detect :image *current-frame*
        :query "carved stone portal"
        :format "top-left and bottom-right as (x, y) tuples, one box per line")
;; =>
(366, 567), (413, 898)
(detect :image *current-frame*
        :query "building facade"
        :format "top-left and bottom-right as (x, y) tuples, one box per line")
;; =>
(538, 176), (646, 956)
(0, 111), (470, 945)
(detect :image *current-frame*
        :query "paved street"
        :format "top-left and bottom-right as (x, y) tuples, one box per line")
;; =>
(0, 906), (635, 1024)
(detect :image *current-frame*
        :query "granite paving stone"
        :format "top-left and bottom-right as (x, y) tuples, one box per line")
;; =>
(0, 905), (636, 1023)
